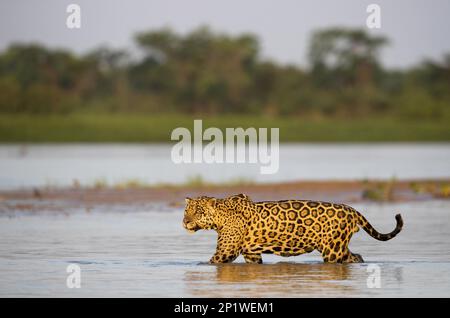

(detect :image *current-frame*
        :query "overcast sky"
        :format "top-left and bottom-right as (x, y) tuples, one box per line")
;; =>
(0, 0), (449, 68)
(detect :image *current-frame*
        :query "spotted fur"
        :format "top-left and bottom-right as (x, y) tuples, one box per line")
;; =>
(183, 194), (403, 264)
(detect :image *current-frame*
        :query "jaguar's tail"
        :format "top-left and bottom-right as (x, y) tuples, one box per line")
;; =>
(355, 211), (403, 241)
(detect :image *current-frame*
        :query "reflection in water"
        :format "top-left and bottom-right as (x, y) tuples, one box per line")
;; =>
(394, 266), (404, 285)
(185, 262), (362, 297)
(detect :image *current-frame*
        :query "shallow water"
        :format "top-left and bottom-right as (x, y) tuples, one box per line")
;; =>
(0, 200), (449, 297)
(0, 143), (449, 189)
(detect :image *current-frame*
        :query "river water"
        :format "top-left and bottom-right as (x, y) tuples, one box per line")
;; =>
(0, 143), (449, 189)
(0, 200), (449, 297)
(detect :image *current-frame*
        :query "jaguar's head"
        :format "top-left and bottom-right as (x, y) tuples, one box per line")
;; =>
(182, 194), (252, 233)
(183, 196), (218, 233)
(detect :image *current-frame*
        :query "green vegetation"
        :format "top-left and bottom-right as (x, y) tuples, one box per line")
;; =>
(0, 113), (448, 142)
(362, 178), (396, 202)
(0, 26), (449, 142)
(361, 179), (450, 201)
(410, 181), (450, 199)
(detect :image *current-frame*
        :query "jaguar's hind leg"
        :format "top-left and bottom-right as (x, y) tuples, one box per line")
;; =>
(321, 246), (347, 263)
(243, 253), (262, 264)
(322, 245), (364, 263)
(321, 233), (352, 263)
(343, 250), (364, 263)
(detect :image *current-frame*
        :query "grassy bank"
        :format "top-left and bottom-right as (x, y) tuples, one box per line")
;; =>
(0, 113), (449, 142)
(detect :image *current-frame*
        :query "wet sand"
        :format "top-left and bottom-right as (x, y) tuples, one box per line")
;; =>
(0, 179), (448, 215)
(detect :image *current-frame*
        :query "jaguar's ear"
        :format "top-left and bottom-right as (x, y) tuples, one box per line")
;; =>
(185, 197), (192, 204)
(207, 198), (217, 208)
(225, 193), (249, 209)
(232, 193), (250, 201)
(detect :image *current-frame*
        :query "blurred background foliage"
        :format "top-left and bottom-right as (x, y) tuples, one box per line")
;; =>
(0, 26), (449, 141)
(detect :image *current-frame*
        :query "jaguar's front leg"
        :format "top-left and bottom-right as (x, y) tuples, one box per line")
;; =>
(209, 228), (242, 264)
(209, 243), (241, 264)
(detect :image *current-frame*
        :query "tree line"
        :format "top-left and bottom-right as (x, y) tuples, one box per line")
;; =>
(0, 26), (449, 119)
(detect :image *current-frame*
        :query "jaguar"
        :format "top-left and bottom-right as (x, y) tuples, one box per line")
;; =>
(182, 194), (403, 264)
